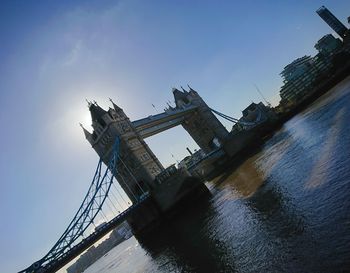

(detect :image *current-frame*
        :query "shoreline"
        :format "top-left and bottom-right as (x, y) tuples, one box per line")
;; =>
(205, 64), (350, 181)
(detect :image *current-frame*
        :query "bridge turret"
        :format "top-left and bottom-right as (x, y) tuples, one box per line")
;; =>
(108, 99), (128, 121)
(172, 88), (190, 108)
(172, 86), (229, 153)
(83, 99), (164, 203)
(110, 98), (123, 113)
(90, 102), (107, 123)
(80, 123), (94, 145)
(89, 103), (110, 137)
(187, 84), (199, 95)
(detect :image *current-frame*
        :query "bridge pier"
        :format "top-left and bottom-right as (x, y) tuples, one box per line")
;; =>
(127, 171), (210, 235)
(126, 197), (161, 234)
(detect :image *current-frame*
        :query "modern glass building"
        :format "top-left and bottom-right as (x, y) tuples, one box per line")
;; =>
(315, 34), (342, 55)
(279, 55), (332, 103)
(316, 6), (348, 38)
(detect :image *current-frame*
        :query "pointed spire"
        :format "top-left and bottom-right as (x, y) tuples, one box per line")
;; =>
(86, 99), (92, 107)
(89, 101), (107, 122)
(172, 87), (189, 108)
(80, 123), (93, 142)
(187, 84), (194, 91)
(187, 84), (198, 95)
(109, 98), (122, 111)
(181, 86), (188, 92)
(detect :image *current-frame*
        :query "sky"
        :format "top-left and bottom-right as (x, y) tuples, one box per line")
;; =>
(0, 0), (349, 272)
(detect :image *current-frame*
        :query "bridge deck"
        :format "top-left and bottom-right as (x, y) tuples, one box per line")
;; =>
(37, 194), (150, 273)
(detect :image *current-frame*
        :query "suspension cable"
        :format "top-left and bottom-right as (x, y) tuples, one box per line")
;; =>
(210, 107), (260, 126)
(100, 210), (109, 222)
(210, 108), (240, 122)
(110, 185), (125, 207)
(106, 197), (120, 214)
(117, 173), (138, 203)
(105, 170), (131, 206)
(118, 156), (146, 194)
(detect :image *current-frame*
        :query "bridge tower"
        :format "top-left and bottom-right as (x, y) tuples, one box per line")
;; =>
(173, 87), (229, 153)
(82, 101), (164, 203)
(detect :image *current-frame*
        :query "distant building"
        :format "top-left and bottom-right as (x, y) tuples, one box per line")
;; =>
(315, 34), (342, 55)
(241, 102), (264, 119)
(67, 245), (98, 273)
(280, 56), (314, 83)
(279, 54), (332, 103)
(280, 56), (316, 102)
(278, 7), (350, 105)
(316, 6), (348, 39)
(67, 222), (131, 273)
(231, 102), (273, 133)
(178, 149), (206, 170)
(312, 53), (333, 73)
(155, 164), (178, 184)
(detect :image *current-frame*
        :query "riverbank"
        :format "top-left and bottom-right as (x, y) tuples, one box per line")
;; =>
(277, 61), (350, 125)
(203, 64), (350, 181)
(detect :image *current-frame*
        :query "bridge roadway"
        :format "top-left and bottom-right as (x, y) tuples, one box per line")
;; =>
(30, 194), (151, 273)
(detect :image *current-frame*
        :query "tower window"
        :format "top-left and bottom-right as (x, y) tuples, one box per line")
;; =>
(139, 153), (150, 161)
(98, 118), (106, 127)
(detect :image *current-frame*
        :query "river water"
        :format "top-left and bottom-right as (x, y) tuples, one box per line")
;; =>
(84, 77), (350, 273)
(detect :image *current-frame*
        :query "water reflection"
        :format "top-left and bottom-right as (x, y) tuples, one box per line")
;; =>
(213, 154), (265, 198)
(305, 107), (346, 189)
(137, 195), (237, 273)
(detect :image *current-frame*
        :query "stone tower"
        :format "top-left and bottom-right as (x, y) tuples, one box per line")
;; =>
(82, 101), (164, 203)
(173, 87), (229, 153)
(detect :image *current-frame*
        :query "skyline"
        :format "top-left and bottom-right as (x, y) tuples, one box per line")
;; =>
(1, 1), (349, 272)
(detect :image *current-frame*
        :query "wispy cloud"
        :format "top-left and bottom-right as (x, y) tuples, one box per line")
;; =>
(62, 39), (82, 66)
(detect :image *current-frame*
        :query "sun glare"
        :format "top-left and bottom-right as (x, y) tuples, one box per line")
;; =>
(81, 110), (93, 131)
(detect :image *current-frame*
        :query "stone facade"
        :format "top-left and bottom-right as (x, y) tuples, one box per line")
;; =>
(83, 101), (164, 203)
(172, 87), (229, 153)
(82, 88), (229, 201)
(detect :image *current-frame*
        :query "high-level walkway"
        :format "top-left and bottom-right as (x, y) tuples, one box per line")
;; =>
(132, 105), (197, 138)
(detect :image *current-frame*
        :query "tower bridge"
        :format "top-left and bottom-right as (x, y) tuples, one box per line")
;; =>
(82, 86), (229, 204)
(20, 86), (269, 273)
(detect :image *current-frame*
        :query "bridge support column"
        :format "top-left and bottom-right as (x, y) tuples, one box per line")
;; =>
(127, 170), (210, 235)
(126, 198), (162, 234)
